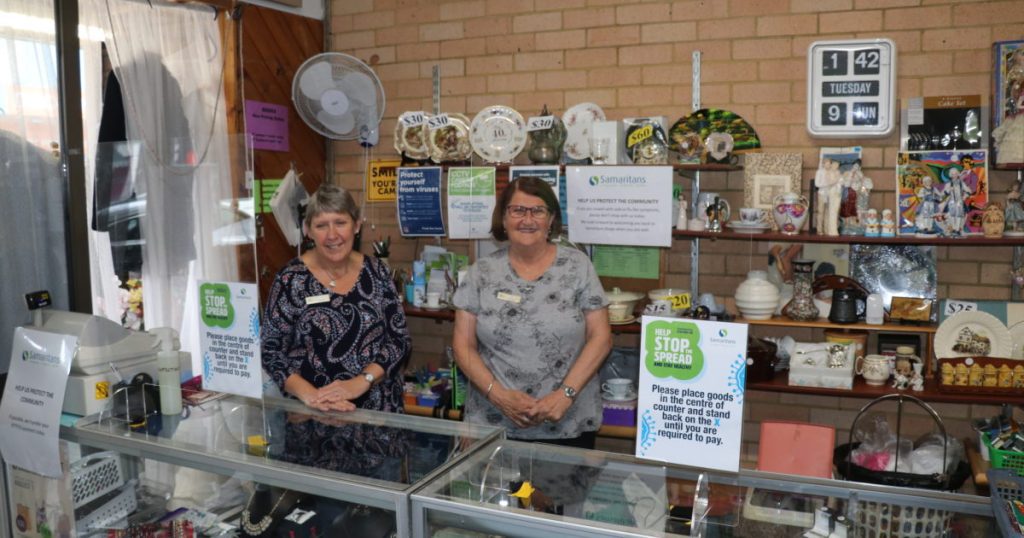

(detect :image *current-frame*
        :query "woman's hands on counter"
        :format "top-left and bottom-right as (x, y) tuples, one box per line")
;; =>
(309, 378), (369, 411)
(529, 390), (572, 424)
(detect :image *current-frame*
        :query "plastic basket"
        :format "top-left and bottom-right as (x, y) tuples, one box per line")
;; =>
(70, 451), (126, 508)
(988, 468), (1024, 538)
(851, 499), (951, 538)
(983, 433), (1024, 474)
(75, 479), (137, 532)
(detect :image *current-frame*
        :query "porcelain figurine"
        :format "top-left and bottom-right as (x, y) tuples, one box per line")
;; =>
(941, 166), (972, 236)
(864, 208), (880, 237)
(815, 158), (842, 235)
(1006, 181), (1024, 236)
(676, 193), (688, 230)
(983, 202), (1005, 238)
(915, 176), (941, 235)
(840, 161), (871, 235)
(880, 208), (896, 237)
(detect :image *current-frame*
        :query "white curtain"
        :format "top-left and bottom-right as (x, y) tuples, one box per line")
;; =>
(80, 0), (239, 360)
(0, 0), (68, 372)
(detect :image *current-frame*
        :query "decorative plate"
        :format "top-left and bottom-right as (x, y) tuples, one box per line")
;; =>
(670, 108), (762, 153)
(934, 310), (1012, 359)
(562, 102), (606, 160)
(394, 111), (431, 160)
(850, 245), (936, 312)
(426, 113), (472, 163)
(624, 120), (669, 164)
(1010, 321), (1024, 359)
(469, 106), (527, 163)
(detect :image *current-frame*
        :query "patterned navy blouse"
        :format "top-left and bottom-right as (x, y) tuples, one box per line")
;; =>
(261, 256), (411, 412)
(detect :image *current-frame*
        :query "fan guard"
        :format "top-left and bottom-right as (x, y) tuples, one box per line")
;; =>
(291, 52), (385, 145)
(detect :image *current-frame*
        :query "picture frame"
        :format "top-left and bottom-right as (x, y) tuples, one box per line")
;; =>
(744, 153), (802, 211)
(992, 40), (1024, 168)
(889, 296), (934, 323)
(896, 150), (989, 236)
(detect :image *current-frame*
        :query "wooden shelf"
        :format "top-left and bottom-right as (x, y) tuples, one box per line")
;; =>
(746, 374), (1024, 405)
(673, 229), (1024, 246)
(741, 316), (937, 334)
(398, 162), (741, 172)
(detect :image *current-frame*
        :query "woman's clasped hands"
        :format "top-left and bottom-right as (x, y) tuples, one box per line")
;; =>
(302, 378), (369, 412)
(489, 384), (572, 428)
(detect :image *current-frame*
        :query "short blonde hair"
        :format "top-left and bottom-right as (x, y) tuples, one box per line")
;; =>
(303, 184), (361, 228)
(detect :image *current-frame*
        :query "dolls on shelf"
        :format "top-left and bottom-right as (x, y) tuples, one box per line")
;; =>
(1006, 180), (1024, 236)
(815, 158), (842, 236)
(863, 208), (880, 237)
(839, 160), (872, 235)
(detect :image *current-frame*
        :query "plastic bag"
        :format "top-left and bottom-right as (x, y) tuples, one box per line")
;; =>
(850, 413), (897, 471)
(910, 433), (964, 475)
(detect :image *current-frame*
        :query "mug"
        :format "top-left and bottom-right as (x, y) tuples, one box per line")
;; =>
(856, 354), (892, 386)
(602, 378), (635, 399)
(740, 207), (765, 223)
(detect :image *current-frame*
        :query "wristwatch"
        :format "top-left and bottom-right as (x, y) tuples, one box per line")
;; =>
(561, 385), (577, 400)
(362, 371), (376, 385)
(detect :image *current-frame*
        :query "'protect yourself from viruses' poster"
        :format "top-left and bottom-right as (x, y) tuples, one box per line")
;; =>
(635, 316), (748, 472)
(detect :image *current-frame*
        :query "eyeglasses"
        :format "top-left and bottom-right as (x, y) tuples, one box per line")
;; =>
(506, 205), (550, 219)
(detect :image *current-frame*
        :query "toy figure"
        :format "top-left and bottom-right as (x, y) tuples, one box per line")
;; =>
(864, 208), (880, 237)
(1006, 180), (1024, 236)
(676, 192), (688, 230)
(983, 202), (1005, 238)
(941, 166), (972, 236)
(839, 161), (872, 235)
(880, 208), (896, 237)
(915, 176), (941, 235)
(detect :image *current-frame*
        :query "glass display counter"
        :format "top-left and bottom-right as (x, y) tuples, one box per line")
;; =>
(411, 439), (997, 537)
(54, 394), (501, 537)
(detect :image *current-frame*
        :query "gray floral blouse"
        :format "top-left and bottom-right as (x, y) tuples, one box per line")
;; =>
(453, 245), (608, 439)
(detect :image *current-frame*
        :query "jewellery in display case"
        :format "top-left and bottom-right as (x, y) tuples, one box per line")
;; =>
(241, 488), (291, 536)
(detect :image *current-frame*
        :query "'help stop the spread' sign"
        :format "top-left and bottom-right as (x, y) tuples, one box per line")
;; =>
(636, 317), (748, 472)
(198, 281), (262, 398)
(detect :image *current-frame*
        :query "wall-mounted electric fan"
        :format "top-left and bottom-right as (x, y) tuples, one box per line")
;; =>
(291, 53), (386, 147)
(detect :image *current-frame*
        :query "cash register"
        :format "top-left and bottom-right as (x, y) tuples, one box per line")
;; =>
(24, 290), (160, 416)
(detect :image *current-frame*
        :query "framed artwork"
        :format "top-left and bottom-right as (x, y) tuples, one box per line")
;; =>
(896, 150), (989, 236)
(744, 153), (802, 211)
(992, 40), (1024, 167)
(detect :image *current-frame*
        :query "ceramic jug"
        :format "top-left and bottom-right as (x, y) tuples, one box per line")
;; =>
(772, 192), (809, 235)
(856, 355), (891, 386)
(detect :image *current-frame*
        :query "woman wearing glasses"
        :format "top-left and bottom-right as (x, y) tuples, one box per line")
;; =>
(452, 177), (611, 448)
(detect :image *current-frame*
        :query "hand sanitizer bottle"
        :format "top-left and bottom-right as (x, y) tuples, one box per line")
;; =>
(151, 328), (183, 415)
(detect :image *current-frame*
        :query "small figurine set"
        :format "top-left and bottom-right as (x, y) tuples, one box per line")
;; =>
(814, 148), (884, 237)
(890, 346), (924, 392)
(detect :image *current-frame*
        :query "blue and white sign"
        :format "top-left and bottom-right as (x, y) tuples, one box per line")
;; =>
(636, 317), (748, 472)
(397, 167), (446, 236)
(0, 328), (75, 477)
(566, 166), (673, 246)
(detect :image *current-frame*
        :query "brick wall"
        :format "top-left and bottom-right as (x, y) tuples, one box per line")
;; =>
(327, 0), (1024, 458)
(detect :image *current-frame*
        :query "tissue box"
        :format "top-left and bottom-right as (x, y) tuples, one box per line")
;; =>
(602, 398), (637, 427)
(788, 343), (855, 390)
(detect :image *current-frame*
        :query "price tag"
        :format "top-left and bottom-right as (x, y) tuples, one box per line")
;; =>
(668, 293), (691, 310)
(944, 300), (977, 316)
(427, 113), (451, 131)
(401, 111), (427, 127)
(526, 115), (555, 132)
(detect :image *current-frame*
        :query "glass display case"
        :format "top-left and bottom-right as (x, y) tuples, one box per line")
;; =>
(411, 439), (997, 537)
(51, 395), (501, 537)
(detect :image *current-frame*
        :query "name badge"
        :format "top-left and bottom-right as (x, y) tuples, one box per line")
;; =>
(305, 294), (331, 305)
(496, 291), (521, 304)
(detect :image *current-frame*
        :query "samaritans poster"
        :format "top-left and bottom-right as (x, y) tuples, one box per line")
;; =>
(635, 316), (748, 472)
(198, 281), (262, 398)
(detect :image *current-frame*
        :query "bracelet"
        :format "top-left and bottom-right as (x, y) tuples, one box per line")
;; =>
(485, 379), (495, 400)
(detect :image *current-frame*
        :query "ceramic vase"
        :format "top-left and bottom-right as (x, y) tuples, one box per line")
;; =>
(734, 270), (780, 320)
(782, 259), (819, 321)
(772, 192), (809, 235)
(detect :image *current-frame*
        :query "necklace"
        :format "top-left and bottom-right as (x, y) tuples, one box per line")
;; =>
(321, 261), (349, 289)
(241, 489), (289, 535)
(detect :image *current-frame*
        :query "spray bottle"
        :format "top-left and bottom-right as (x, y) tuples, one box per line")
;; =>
(150, 327), (183, 415)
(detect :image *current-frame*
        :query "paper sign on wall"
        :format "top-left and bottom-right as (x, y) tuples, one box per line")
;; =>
(244, 100), (289, 152)
(397, 167), (446, 236)
(366, 160), (400, 202)
(566, 166), (673, 247)
(0, 328), (75, 477)
(636, 317), (748, 472)
(447, 167), (496, 239)
(198, 281), (262, 398)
